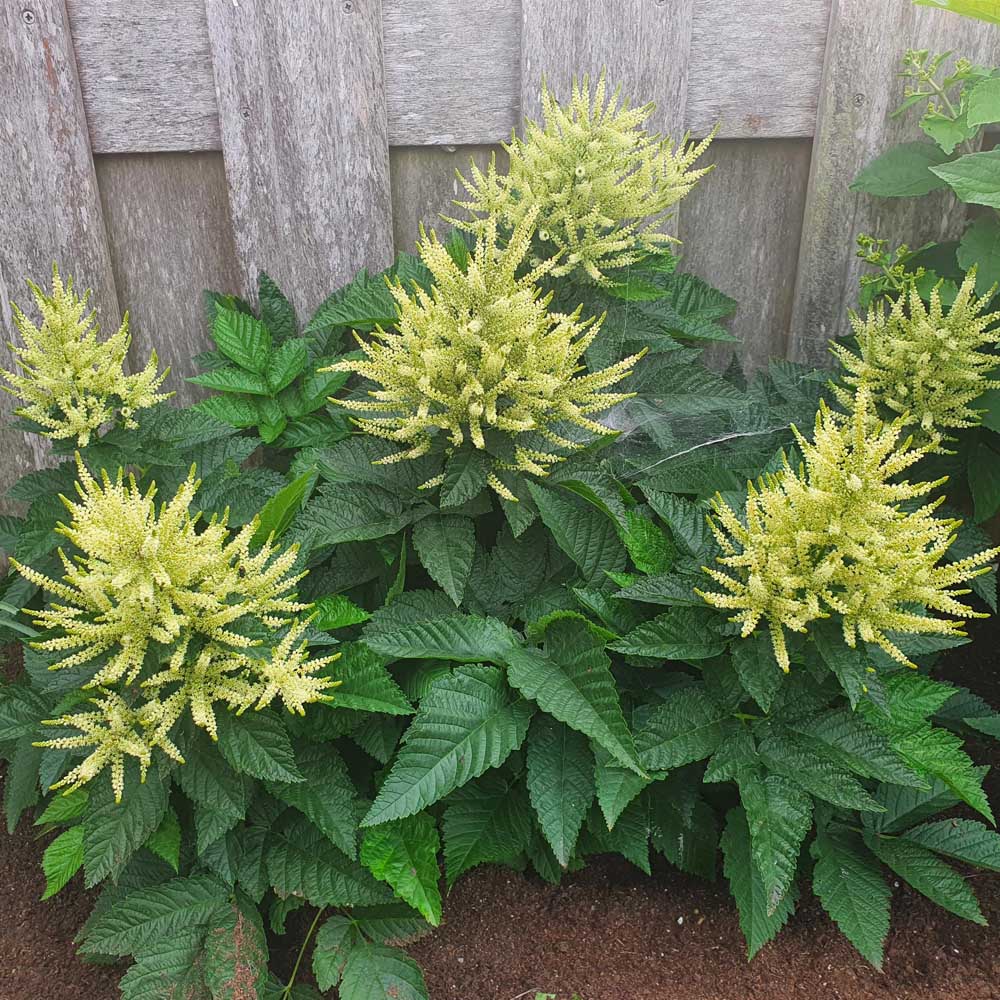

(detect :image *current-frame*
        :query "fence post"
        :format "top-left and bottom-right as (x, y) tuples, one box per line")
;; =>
(789, 0), (999, 365)
(0, 0), (119, 507)
(206, 0), (394, 317)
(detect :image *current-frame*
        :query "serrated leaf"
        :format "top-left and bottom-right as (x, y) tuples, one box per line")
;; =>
(83, 874), (228, 955)
(365, 614), (520, 663)
(145, 807), (181, 873)
(267, 817), (392, 907)
(258, 272), (298, 341)
(217, 710), (302, 783)
(731, 633), (784, 711)
(266, 339), (309, 394)
(35, 787), (89, 826)
(594, 744), (650, 830)
(119, 931), (208, 1000)
(175, 735), (251, 828)
(412, 514), (476, 606)
(526, 715), (595, 867)
(504, 620), (640, 775)
(721, 807), (797, 959)
(339, 941), (429, 1000)
(649, 784), (717, 879)
(739, 770), (812, 914)
(306, 269), (398, 334)
(591, 794), (651, 874)
(203, 896), (269, 1000)
(331, 643), (412, 716)
(301, 482), (427, 545)
(361, 812), (442, 925)
(851, 141), (952, 197)
(313, 915), (363, 991)
(363, 664), (532, 827)
(83, 766), (168, 886)
(610, 609), (727, 660)
(812, 621), (870, 708)
(811, 833), (889, 968)
(41, 825), (84, 900)
(188, 367), (271, 395)
(438, 450), (490, 507)
(442, 773), (533, 887)
(253, 468), (315, 545)
(213, 307), (272, 374)
(266, 743), (359, 858)
(635, 686), (727, 771)
(312, 594), (371, 630)
(868, 834), (986, 924)
(902, 818), (1000, 871)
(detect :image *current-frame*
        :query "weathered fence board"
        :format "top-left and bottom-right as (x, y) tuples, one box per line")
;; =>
(0, 1), (119, 506)
(790, 0), (999, 363)
(205, 0), (394, 316)
(95, 153), (240, 404)
(63, 1), (835, 153)
(678, 139), (813, 373)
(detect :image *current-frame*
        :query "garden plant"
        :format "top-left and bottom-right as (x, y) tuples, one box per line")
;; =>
(3, 36), (1000, 1000)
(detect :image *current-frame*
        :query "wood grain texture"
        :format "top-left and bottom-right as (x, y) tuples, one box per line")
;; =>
(64, 0), (219, 154)
(206, 0), (393, 318)
(521, 0), (695, 140)
(789, 0), (1000, 364)
(389, 145), (507, 254)
(677, 139), (813, 372)
(64, 0), (835, 152)
(0, 0), (119, 508)
(95, 153), (240, 405)
(382, 1), (520, 145)
(687, 0), (831, 138)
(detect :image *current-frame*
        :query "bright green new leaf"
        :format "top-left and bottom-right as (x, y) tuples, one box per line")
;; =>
(253, 468), (315, 544)
(145, 807), (182, 872)
(312, 593), (371, 630)
(913, 0), (1000, 24)
(41, 825), (84, 900)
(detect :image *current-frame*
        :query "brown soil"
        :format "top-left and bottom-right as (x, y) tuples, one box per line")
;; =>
(3, 621), (1000, 1000)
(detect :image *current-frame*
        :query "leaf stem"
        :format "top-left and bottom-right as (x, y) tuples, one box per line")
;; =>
(281, 906), (326, 1000)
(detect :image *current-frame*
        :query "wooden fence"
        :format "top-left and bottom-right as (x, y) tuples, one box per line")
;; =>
(1, 0), (998, 502)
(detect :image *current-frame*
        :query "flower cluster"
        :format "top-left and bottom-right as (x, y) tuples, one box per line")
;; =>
(452, 73), (713, 284)
(14, 458), (338, 800)
(832, 272), (1000, 449)
(0, 266), (171, 446)
(325, 213), (643, 496)
(698, 391), (999, 671)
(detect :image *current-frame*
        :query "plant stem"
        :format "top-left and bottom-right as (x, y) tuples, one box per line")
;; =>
(281, 906), (326, 1000)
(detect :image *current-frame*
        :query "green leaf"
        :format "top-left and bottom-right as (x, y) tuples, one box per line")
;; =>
(526, 715), (595, 867)
(970, 443), (1000, 522)
(412, 514), (476, 606)
(41, 825), (84, 900)
(442, 773), (533, 887)
(266, 743), (360, 859)
(363, 664), (532, 826)
(874, 770), (981, 833)
(253, 468), (315, 544)
(213, 307), (272, 374)
(868, 834), (986, 924)
(967, 715), (1000, 738)
(610, 609), (727, 660)
(913, 0), (1000, 23)
(811, 833), (889, 969)
(930, 149), (1000, 208)
(739, 770), (812, 914)
(175, 734), (250, 832)
(968, 76), (1000, 127)
(438, 450), (490, 507)
(188, 367), (271, 395)
(145, 807), (181, 873)
(0, 682), (48, 741)
(339, 941), (429, 1000)
(350, 902), (432, 943)
(903, 818), (1000, 871)
(217, 710), (303, 784)
(312, 593), (371, 631)
(593, 744), (650, 830)
(361, 812), (442, 926)
(331, 643), (412, 716)
(306, 269), (398, 334)
(83, 874), (229, 955)
(851, 141), (953, 197)
(635, 686), (727, 771)
(83, 766), (168, 886)
(619, 512), (673, 574)
(313, 915), (363, 991)
(193, 394), (260, 429)
(267, 817), (392, 907)
(266, 339), (309, 394)
(721, 807), (797, 960)
(258, 272), (298, 341)
(649, 783), (717, 879)
(120, 931), (208, 1000)
(527, 481), (626, 583)
(203, 896), (269, 1000)
(35, 788), (89, 826)
(365, 614), (520, 663)
(812, 621), (871, 708)
(731, 633), (784, 712)
(504, 621), (641, 775)
(301, 483), (427, 545)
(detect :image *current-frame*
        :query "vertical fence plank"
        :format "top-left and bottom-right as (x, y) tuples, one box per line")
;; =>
(95, 153), (241, 404)
(390, 145), (507, 254)
(679, 139), (813, 372)
(521, 0), (694, 139)
(206, 0), (393, 319)
(789, 0), (999, 364)
(0, 1), (119, 509)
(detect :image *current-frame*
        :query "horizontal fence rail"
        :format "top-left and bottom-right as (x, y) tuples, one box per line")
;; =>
(2, 0), (999, 507)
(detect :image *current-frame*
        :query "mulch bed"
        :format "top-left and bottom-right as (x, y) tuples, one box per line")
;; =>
(3, 619), (1000, 1000)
